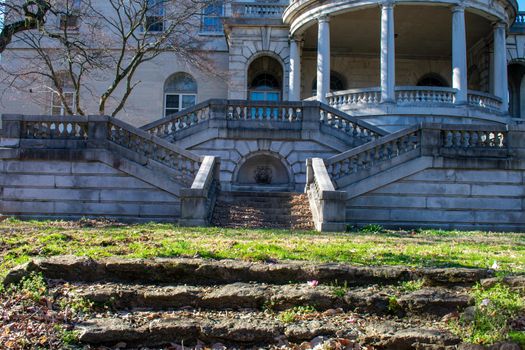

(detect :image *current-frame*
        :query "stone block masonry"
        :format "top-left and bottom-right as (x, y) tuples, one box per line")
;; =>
(0, 160), (180, 222)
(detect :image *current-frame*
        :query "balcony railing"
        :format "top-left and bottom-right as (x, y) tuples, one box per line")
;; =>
(324, 86), (502, 112)
(231, 2), (287, 18)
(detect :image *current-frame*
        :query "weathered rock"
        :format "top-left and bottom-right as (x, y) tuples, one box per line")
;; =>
(344, 288), (390, 314)
(415, 268), (493, 287)
(398, 288), (473, 316)
(4, 256), (494, 287)
(270, 285), (343, 311)
(199, 317), (282, 344)
(284, 320), (352, 342)
(199, 283), (270, 309)
(481, 276), (525, 291)
(461, 306), (477, 323)
(363, 322), (461, 350)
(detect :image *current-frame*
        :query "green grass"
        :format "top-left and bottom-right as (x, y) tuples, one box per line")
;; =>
(450, 283), (525, 345)
(278, 306), (317, 323)
(1, 218), (525, 279)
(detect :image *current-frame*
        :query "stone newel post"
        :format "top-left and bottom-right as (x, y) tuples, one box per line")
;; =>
(452, 5), (468, 104)
(380, 2), (396, 103)
(316, 15), (331, 103)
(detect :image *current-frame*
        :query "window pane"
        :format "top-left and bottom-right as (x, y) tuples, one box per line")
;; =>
(165, 108), (179, 117)
(266, 92), (280, 101)
(181, 95), (196, 108)
(52, 107), (63, 115)
(164, 73), (197, 93)
(146, 16), (164, 32)
(166, 94), (180, 108)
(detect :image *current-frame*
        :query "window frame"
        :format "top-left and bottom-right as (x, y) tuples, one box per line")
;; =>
(200, 1), (224, 34)
(144, 0), (166, 33)
(51, 91), (76, 116)
(164, 93), (197, 117)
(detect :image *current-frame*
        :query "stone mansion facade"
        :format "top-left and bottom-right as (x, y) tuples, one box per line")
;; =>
(2, 0), (525, 231)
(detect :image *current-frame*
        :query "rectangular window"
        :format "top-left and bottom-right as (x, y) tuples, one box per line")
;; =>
(59, 0), (81, 30)
(165, 94), (196, 117)
(145, 0), (165, 32)
(51, 92), (75, 115)
(201, 1), (223, 33)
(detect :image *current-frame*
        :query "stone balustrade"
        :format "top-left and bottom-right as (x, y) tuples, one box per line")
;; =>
(467, 91), (502, 111)
(325, 123), (510, 185)
(441, 126), (507, 149)
(142, 101), (212, 140)
(319, 104), (387, 142)
(2, 114), (202, 188)
(226, 100), (303, 122)
(305, 158), (346, 232)
(396, 86), (456, 104)
(180, 156), (221, 227)
(326, 124), (422, 181)
(232, 2), (287, 17)
(324, 87), (504, 114)
(107, 119), (201, 186)
(326, 88), (381, 107)
(20, 116), (89, 140)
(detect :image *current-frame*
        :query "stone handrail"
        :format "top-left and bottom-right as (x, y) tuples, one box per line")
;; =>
(227, 99), (303, 122)
(141, 100), (213, 140)
(107, 118), (201, 187)
(17, 115), (89, 140)
(305, 157), (346, 232)
(467, 90), (502, 110)
(180, 156), (221, 226)
(326, 87), (381, 107)
(441, 124), (508, 149)
(395, 86), (456, 104)
(326, 123), (510, 184)
(232, 2), (287, 17)
(319, 103), (387, 142)
(326, 124), (422, 181)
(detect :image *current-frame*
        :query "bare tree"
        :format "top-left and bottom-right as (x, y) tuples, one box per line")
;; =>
(1, 0), (222, 116)
(0, 0), (51, 53)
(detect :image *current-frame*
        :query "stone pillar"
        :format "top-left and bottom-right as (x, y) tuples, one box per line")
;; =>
(316, 15), (330, 103)
(452, 5), (468, 104)
(493, 21), (509, 113)
(289, 36), (302, 101)
(380, 2), (395, 103)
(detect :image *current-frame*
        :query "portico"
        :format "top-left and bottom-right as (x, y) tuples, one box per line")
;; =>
(285, 0), (516, 123)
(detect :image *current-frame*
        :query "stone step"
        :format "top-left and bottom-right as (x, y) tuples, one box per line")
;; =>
(211, 192), (314, 230)
(69, 281), (472, 317)
(76, 310), (462, 349)
(4, 256), (493, 288)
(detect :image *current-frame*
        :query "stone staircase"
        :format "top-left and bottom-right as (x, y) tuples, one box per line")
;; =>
(5, 256), (515, 349)
(211, 191), (314, 230)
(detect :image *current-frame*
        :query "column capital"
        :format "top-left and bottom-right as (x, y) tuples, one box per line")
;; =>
(451, 4), (466, 13)
(289, 34), (303, 43)
(381, 0), (395, 9)
(317, 15), (330, 23)
(493, 21), (506, 29)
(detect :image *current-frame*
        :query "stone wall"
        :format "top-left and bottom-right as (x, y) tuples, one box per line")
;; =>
(0, 160), (180, 222)
(343, 158), (525, 231)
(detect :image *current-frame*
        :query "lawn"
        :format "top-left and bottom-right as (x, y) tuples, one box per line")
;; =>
(1, 218), (524, 277)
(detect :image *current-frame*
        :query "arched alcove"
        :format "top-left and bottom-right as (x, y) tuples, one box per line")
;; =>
(234, 152), (293, 191)
(311, 71), (347, 95)
(247, 56), (283, 101)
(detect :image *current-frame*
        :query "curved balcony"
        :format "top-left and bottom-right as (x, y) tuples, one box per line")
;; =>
(304, 87), (507, 130)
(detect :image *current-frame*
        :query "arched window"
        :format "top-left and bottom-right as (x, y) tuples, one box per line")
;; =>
(311, 71), (347, 95)
(248, 56), (283, 101)
(416, 73), (449, 87)
(164, 72), (197, 117)
(50, 72), (76, 115)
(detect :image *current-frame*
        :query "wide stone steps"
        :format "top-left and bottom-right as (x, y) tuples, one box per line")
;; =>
(4, 256), (507, 349)
(77, 310), (462, 349)
(69, 281), (471, 317)
(211, 191), (314, 230)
